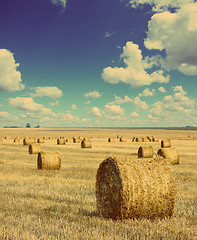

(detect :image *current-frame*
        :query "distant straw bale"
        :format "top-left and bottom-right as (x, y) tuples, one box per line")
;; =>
(142, 138), (148, 142)
(132, 137), (136, 142)
(37, 138), (44, 144)
(23, 138), (37, 145)
(4, 136), (12, 139)
(138, 146), (153, 158)
(57, 138), (66, 145)
(136, 137), (142, 142)
(81, 139), (92, 148)
(120, 137), (126, 142)
(96, 156), (177, 220)
(161, 140), (171, 148)
(108, 137), (115, 142)
(29, 144), (42, 154)
(37, 152), (61, 170)
(153, 137), (159, 142)
(14, 137), (20, 143)
(157, 148), (180, 165)
(73, 137), (80, 143)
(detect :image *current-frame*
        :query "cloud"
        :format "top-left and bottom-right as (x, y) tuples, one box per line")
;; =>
(158, 87), (166, 92)
(149, 85), (195, 116)
(145, 3), (197, 75)
(102, 41), (169, 88)
(104, 31), (114, 38)
(32, 86), (63, 99)
(49, 100), (59, 106)
(0, 112), (10, 118)
(130, 112), (139, 117)
(8, 97), (52, 115)
(84, 91), (103, 98)
(139, 88), (155, 97)
(85, 101), (91, 105)
(110, 95), (133, 104)
(105, 104), (125, 116)
(51, 0), (67, 9)
(128, 0), (195, 12)
(133, 97), (149, 110)
(90, 107), (102, 117)
(71, 104), (77, 110)
(0, 49), (25, 92)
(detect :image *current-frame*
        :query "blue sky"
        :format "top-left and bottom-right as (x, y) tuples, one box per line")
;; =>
(0, 0), (197, 127)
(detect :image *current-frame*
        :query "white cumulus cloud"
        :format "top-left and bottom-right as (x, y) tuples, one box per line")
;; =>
(130, 112), (139, 117)
(139, 88), (155, 97)
(158, 87), (166, 92)
(8, 97), (52, 115)
(49, 100), (59, 106)
(134, 97), (149, 110)
(32, 86), (63, 99)
(90, 107), (102, 117)
(0, 49), (25, 92)
(0, 112), (10, 118)
(102, 41), (169, 88)
(71, 104), (77, 110)
(84, 91), (103, 98)
(145, 3), (197, 75)
(51, 0), (67, 9)
(105, 104), (125, 116)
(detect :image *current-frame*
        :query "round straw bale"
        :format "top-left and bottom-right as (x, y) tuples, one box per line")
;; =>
(157, 148), (180, 165)
(37, 152), (61, 170)
(108, 137), (115, 142)
(29, 144), (42, 154)
(81, 140), (92, 148)
(83, 137), (90, 141)
(161, 140), (171, 148)
(138, 146), (153, 158)
(142, 138), (148, 142)
(117, 135), (120, 139)
(96, 156), (177, 220)
(73, 137), (80, 143)
(23, 138), (36, 145)
(119, 137), (126, 142)
(136, 137), (142, 142)
(37, 138), (44, 144)
(132, 137), (136, 142)
(57, 138), (66, 145)
(14, 137), (20, 143)
(5, 136), (12, 139)
(152, 137), (159, 142)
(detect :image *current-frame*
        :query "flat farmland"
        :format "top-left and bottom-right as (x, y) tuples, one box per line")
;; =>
(0, 128), (197, 240)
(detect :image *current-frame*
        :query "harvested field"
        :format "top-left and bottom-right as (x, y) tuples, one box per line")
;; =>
(0, 128), (197, 239)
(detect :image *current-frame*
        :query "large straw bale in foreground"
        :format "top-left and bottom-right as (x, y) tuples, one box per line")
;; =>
(81, 139), (92, 148)
(37, 152), (61, 170)
(157, 148), (180, 165)
(138, 146), (153, 158)
(96, 156), (176, 220)
(161, 140), (171, 148)
(29, 144), (42, 154)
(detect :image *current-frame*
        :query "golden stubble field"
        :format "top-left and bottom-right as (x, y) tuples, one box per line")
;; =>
(0, 128), (197, 240)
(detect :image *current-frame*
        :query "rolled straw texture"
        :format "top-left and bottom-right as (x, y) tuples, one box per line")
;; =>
(138, 146), (153, 158)
(161, 140), (171, 148)
(157, 148), (180, 165)
(136, 137), (142, 142)
(96, 156), (177, 220)
(29, 144), (42, 154)
(57, 138), (66, 145)
(37, 152), (61, 170)
(81, 140), (92, 148)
